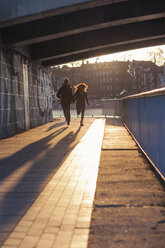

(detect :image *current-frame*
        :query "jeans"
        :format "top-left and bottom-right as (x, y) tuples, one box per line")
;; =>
(76, 104), (85, 124)
(62, 104), (71, 124)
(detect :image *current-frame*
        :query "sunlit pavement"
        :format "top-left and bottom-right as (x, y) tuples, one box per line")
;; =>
(0, 117), (165, 248)
(0, 117), (105, 248)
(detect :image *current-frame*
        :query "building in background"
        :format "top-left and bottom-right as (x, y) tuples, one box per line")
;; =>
(51, 61), (165, 100)
(157, 64), (165, 88)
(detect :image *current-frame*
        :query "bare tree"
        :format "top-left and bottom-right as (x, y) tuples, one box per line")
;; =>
(121, 53), (133, 62)
(147, 48), (165, 66)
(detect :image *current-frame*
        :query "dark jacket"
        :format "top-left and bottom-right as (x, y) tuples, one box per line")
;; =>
(57, 83), (73, 105)
(74, 91), (89, 106)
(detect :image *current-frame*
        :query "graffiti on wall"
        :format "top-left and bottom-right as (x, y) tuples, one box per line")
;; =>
(38, 69), (52, 120)
(0, 50), (24, 139)
(28, 64), (52, 128)
(0, 48), (52, 139)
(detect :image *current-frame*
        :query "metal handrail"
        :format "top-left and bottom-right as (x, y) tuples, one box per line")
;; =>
(121, 87), (165, 100)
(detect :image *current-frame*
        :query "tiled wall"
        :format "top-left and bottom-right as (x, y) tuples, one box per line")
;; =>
(0, 48), (52, 139)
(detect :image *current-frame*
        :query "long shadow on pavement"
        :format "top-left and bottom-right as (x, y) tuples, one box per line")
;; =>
(0, 125), (81, 244)
(46, 120), (66, 132)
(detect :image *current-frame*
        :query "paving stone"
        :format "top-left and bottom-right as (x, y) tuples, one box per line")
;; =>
(4, 238), (22, 246)
(19, 236), (39, 248)
(36, 233), (55, 248)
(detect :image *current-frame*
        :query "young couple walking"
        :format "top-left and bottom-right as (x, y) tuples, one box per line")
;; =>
(57, 78), (89, 126)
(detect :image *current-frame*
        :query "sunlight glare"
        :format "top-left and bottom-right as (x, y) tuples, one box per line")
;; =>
(88, 45), (165, 64)
(63, 45), (165, 67)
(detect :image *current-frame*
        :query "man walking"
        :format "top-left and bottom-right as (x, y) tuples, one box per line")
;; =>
(57, 78), (73, 125)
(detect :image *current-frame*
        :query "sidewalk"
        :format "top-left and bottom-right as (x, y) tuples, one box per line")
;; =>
(0, 117), (104, 248)
(88, 118), (165, 248)
(0, 117), (165, 248)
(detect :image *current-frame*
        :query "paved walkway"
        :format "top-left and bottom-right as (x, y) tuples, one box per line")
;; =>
(0, 118), (104, 248)
(88, 118), (165, 248)
(0, 117), (165, 248)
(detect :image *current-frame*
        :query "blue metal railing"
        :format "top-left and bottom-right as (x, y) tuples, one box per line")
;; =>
(122, 87), (165, 180)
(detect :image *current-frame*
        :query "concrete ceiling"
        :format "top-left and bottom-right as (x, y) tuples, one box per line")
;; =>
(1, 0), (165, 66)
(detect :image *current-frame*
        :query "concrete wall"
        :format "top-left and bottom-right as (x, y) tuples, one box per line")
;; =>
(123, 92), (165, 178)
(0, 48), (52, 139)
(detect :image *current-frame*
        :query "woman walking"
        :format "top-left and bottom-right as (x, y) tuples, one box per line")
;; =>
(73, 83), (89, 126)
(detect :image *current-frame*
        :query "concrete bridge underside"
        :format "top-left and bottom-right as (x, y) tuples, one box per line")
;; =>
(0, 0), (165, 66)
